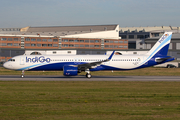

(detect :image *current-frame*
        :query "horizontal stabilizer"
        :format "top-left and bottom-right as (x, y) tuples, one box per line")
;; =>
(155, 57), (174, 63)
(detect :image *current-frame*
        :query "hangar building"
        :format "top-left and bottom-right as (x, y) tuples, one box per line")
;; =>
(0, 25), (128, 62)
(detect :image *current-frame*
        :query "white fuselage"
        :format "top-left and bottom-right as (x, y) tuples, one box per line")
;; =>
(3, 54), (148, 71)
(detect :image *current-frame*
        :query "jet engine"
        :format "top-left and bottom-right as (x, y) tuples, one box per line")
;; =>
(63, 66), (78, 76)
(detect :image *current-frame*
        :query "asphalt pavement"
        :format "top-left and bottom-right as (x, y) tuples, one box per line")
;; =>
(0, 75), (180, 81)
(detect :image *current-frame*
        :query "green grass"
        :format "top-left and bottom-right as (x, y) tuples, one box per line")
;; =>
(1, 67), (180, 76)
(0, 81), (180, 120)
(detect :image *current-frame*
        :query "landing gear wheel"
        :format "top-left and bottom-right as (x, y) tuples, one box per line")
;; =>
(86, 73), (92, 78)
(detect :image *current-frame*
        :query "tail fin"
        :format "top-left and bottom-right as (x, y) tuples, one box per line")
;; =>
(146, 32), (172, 57)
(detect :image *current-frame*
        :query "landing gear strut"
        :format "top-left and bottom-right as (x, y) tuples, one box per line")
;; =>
(21, 70), (25, 78)
(85, 69), (91, 78)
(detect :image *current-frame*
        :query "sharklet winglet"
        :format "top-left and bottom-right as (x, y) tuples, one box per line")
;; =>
(108, 50), (115, 60)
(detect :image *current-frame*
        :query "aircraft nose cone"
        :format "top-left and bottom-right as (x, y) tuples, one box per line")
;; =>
(3, 62), (13, 69)
(3, 62), (8, 69)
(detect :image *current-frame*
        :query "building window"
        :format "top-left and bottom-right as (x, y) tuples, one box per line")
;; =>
(124, 46), (128, 48)
(37, 44), (41, 47)
(48, 39), (52, 42)
(69, 39), (74, 42)
(63, 39), (68, 42)
(8, 38), (12, 41)
(31, 44), (36, 46)
(14, 38), (19, 41)
(105, 40), (109, 43)
(74, 44), (79, 47)
(114, 45), (118, 48)
(74, 40), (79, 42)
(42, 44), (47, 47)
(137, 35), (144, 39)
(85, 45), (89, 47)
(105, 45), (109, 48)
(63, 44), (68, 47)
(31, 38), (36, 41)
(85, 40), (89, 43)
(1, 38), (7, 41)
(119, 41), (123, 43)
(48, 44), (52, 47)
(176, 43), (180, 50)
(169, 43), (172, 49)
(80, 40), (84, 42)
(53, 44), (58, 47)
(119, 46), (123, 48)
(53, 39), (58, 42)
(25, 38), (30, 41)
(25, 44), (30, 46)
(90, 45), (94, 47)
(80, 45), (84, 47)
(114, 41), (118, 43)
(69, 44), (74, 47)
(129, 35), (134, 39)
(95, 40), (99, 43)
(110, 45), (113, 48)
(120, 35), (127, 39)
(145, 35), (149, 38)
(95, 45), (100, 48)
(154, 33), (159, 37)
(1, 43), (6, 46)
(147, 44), (151, 49)
(90, 40), (94, 43)
(110, 41), (113, 43)
(13, 43), (19, 46)
(7, 43), (13, 46)
(42, 39), (47, 42)
(37, 39), (41, 42)
(124, 41), (128, 43)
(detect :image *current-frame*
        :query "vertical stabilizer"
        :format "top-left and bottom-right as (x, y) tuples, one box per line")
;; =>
(146, 32), (172, 57)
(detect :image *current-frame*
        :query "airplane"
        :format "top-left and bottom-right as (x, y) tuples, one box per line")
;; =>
(3, 32), (174, 78)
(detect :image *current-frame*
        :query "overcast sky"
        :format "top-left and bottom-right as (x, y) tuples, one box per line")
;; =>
(0, 0), (180, 28)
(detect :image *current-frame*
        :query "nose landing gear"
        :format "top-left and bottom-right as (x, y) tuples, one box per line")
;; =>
(21, 70), (25, 78)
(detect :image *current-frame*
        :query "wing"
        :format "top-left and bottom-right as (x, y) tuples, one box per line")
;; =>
(77, 51), (115, 70)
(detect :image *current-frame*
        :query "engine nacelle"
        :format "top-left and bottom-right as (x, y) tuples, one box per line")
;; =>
(63, 66), (78, 76)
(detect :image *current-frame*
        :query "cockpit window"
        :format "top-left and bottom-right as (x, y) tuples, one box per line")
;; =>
(8, 59), (15, 62)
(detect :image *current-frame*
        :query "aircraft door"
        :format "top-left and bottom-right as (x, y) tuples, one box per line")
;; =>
(20, 56), (25, 65)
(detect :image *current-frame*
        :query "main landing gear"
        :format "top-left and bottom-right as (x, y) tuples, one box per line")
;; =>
(85, 69), (92, 78)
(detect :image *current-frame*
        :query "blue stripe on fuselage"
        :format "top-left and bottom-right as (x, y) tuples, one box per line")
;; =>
(28, 62), (85, 71)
